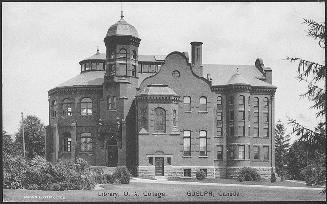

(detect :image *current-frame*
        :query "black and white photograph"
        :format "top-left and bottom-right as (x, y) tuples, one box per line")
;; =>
(2, 2), (326, 202)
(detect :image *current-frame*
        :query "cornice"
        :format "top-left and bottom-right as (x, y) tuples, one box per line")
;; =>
(137, 95), (180, 104)
(49, 86), (103, 96)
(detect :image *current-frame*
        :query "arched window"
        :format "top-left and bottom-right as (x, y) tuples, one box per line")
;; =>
(118, 48), (127, 59)
(62, 99), (72, 116)
(81, 98), (92, 116)
(63, 132), (71, 152)
(118, 49), (127, 76)
(80, 133), (92, 152)
(199, 130), (207, 156)
(199, 96), (207, 111)
(172, 109), (177, 126)
(154, 107), (166, 133)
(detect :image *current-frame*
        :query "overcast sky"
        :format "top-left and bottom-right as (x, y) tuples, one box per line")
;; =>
(2, 2), (325, 142)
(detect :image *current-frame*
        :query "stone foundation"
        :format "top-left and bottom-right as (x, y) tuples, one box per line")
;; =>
(226, 167), (273, 179)
(138, 166), (216, 178)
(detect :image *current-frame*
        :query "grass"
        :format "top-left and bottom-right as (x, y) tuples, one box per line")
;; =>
(167, 177), (321, 188)
(3, 181), (326, 202)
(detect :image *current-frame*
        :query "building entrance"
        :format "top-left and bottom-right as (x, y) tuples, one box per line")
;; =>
(155, 157), (164, 176)
(107, 137), (118, 167)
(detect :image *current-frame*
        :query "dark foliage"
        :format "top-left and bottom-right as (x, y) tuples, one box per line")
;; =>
(195, 170), (206, 180)
(237, 167), (261, 182)
(113, 166), (131, 184)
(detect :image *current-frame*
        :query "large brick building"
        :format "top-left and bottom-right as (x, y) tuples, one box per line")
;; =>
(46, 14), (277, 179)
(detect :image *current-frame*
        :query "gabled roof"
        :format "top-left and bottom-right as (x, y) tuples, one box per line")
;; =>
(202, 64), (276, 88)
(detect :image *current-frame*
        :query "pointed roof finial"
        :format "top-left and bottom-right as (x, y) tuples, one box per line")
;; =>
(120, 2), (124, 19)
(236, 67), (240, 74)
(96, 46), (99, 54)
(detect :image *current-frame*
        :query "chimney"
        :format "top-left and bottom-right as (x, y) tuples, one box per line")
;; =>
(191, 42), (203, 66)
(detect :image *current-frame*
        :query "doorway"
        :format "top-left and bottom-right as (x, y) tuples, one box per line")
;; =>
(155, 157), (164, 176)
(107, 137), (118, 167)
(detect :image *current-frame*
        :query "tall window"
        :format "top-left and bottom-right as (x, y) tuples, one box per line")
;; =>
(63, 133), (71, 152)
(238, 125), (245, 136)
(183, 96), (191, 111)
(238, 95), (245, 106)
(229, 96), (234, 105)
(253, 127), (259, 137)
(96, 62), (103, 70)
(263, 127), (269, 138)
(132, 65), (136, 77)
(254, 112), (259, 123)
(51, 100), (57, 118)
(118, 49), (127, 76)
(81, 98), (92, 116)
(264, 112), (269, 123)
(132, 50), (137, 60)
(62, 99), (72, 116)
(229, 125), (234, 136)
(154, 107), (166, 133)
(217, 127), (222, 137)
(264, 97), (269, 109)
(183, 130), (191, 156)
(199, 130), (207, 156)
(108, 96), (117, 110)
(254, 97), (259, 111)
(80, 133), (92, 152)
(85, 62), (90, 71)
(263, 146), (269, 160)
(173, 109), (177, 126)
(238, 145), (245, 159)
(217, 95), (222, 105)
(217, 112), (222, 121)
(253, 146), (260, 159)
(199, 96), (207, 111)
(230, 110), (234, 121)
(217, 145), (223, 160)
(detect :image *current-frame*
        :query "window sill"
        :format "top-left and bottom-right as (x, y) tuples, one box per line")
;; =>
(152, 133), (166, 135)
(231, 159), (250, 161)
(170, 132), (180, 135)
(108, 109), (117, 112)
(184, 111), (192, 113)
(198, 111), (208, 113)
(182, 156), (192, 158)
(214, 159), (223, 161)
(213, 136), (223, 138)
(198, 156), (208, 158)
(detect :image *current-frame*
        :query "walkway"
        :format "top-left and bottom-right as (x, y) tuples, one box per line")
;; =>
(130, 177), (324, 191)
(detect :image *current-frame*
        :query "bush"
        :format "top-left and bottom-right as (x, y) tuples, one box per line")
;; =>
(113, 166), (130, 184)
(27, 184), (39, 190)
(271, 172), (277, 183)
(196, 170), (206, 180)
(105, 174), (114, 184)
(3, 155), (28, 189)
(237, 167), (261, 182)
(301, 164), (326, 186)
(48, 183), (61, 191)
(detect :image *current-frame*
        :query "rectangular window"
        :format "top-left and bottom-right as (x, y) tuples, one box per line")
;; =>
(199, 97), (207, 111)
(112, 96), (116, 109)
(263, 146), (269, 160)
(229, 96), (234, 105)
(200, 169), (207, 177)
(230, 110), (234, 121)
(183, 131), (191, 156)
(263, 127), (269, 138)
(199, 131), (207, 156)
(183, 96), (191, 111)
(253, 127), (259, 137)
(64, 137), (71, 152)
(248, 110), (251, 121)
(167, 157), (171, 165)
(254, 112), (259, 123)
(91, 62), (96, 70)
(132, 65), (136, 77)
(238, 125), (245, 136)
(217, 145), (223, 160)
(238, 145), (245, 159)
(239, 111), (245, 120)
(142, 64), (149, 72)
(67, 107), (72, 116)
(217, 112), (222, 121)
(85, 62), (90, 71)
(264, 112), (269, 123)
(229, 126), (234, 136)
(96, 62), (103, 70)
(173, 110), (177, 126)
(217, 96), (222, 105)
(253, 146), (260, 159)
(149, 157), (153, 165)
(80, 133), (92, 152)
(107, 96), (112, 110)
(217, 127), (222, 137)
(184, 169), (191, 177)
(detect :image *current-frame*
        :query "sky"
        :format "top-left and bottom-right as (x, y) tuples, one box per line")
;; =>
(2, 2), (325, 142)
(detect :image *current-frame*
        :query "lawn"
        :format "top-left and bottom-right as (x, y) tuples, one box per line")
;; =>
(167, 177), (322, 188)
(3, 181), (326, 202)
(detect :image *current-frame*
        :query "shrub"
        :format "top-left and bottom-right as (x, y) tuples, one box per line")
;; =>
(113, 166), (130, 184)
(105, 174), (114, 184)
(196, 170), (206, 180)
(48, 183), (61, 191)
(27, 184), (39, 190)
(237, 167), (261, 182)
(270, 172), (277, 183)
(301, 164), (326, 186)
(3, 155), (28, 189)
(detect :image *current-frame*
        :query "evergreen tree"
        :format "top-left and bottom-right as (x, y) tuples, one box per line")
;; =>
(274, 120), (290, 177)
(2, 130), (14, 156)
(14, 115), (46, 159)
